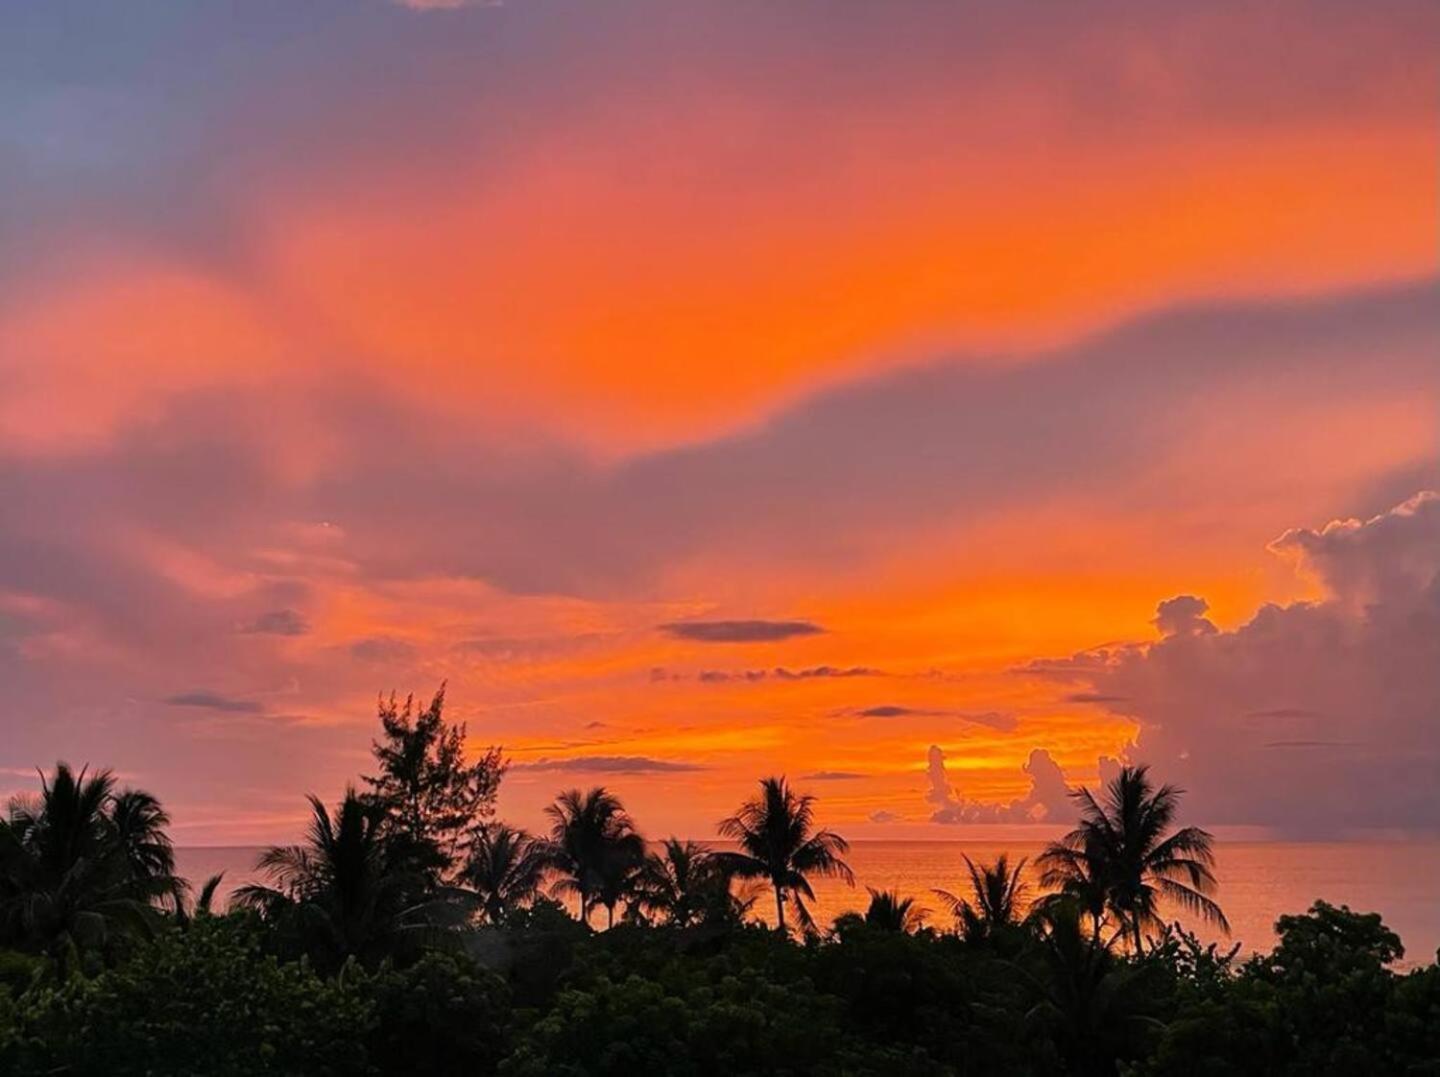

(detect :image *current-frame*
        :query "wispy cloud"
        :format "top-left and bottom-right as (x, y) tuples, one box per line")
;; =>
(349, 637), (417, 663)
(677, 665), (881, 683)
(856, 705), (1017, 731)
(659, 619), (823, 643)
(512, 756), (705, 774)
(392, 0), (501, 11)
(163, 691), (264, 714)
(239, 608), (309, 637)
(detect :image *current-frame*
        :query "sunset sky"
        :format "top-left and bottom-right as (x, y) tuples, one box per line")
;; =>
(2, 0), (1437, 845)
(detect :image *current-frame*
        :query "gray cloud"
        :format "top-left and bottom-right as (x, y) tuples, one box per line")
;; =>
(240, 609), (309, 637)
(1031, 491), (1440, 835)
(163, 691), (264, 715)
(685, 665), (881, 683)
(773, 665), (876, 680)
(1153, 595), (1217, 638)
(512, 755), (705, 774)
(858, 705), (1017, 731)
(269, 278), (1439, 600)
(801, 770), (866, 781)
(659, 620), (824, 643)
(349, 637), (418, 663)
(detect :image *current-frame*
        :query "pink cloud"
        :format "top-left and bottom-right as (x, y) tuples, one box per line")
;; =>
(1033, 491), (1440, 835)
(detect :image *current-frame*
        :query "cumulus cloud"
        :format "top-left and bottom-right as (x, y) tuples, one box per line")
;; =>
(659, 619), (824, 643)
(869, 810), (901, 824)
(512, 755), (704, 774)
(1033, 491), (1440, 835)
(163, 691), (264, 714)
(801, 770), (866, 781)
(925, 743), (1073, 824)
(1153, 595), (1217, 637)
(239, 608), (308, 637)
(1269, 491), (1440, 609)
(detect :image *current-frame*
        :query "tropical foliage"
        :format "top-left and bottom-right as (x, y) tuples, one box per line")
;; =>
(1, 692), (1434, 1076)
(629, 838), (734, 928)
(1037, 765), (1227, 951)
(364, 685), (506, 888)
(232, 789), (449, 971)
(934, 853), (1030, 942)
(715, 775), (854, 934)
(834, 888), (929, 935)
(461, 824), (547, 925)
(0, 764), (181, 972)
(539, 787), (644, 928)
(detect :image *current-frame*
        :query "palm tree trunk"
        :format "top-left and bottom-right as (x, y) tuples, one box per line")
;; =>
(774, 885), (786, 933)
(607, 903), (614, 930)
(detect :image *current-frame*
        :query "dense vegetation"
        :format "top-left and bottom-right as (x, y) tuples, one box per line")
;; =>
(1, 688), (1435, 1075)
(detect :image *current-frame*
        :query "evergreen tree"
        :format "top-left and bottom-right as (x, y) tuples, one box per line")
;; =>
(363, 685), (506, 886)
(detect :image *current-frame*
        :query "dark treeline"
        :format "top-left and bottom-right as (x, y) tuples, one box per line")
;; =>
(0, 687), (1436, 1075)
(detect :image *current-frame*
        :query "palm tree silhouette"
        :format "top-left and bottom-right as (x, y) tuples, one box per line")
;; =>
(539, 787), (644, 927)
(838, 887), (927, 933)
(1037, 764), (1227, 951)
(632, 838), (731, 928)
(594, 840), (646, 928)
(934, 853), (1029, 941)
(235, 788), (450, 969)
(175, 872), (226, 928)
(460, 824), (547, 925)
(716, 776), (853, 934)
(0, 763), (180, 968)
(1022, 896), (1166, 1075)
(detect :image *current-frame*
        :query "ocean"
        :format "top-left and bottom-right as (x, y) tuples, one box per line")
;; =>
(177, 839), (1440, 965)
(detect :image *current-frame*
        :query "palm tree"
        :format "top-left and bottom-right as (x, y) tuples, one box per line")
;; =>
(108, 789), (180, 886)
(934, 853), (1029, 941)
(539, 787), (644, 927)
(594, 840), (646, 928)
(175, 873), (226, 928)
(1037, 765), (1227, 952)
(715, 776), (853, 935)
(841, 887), (927, 933)
(460, 824), (546, 924)
(234, 789), (451, 969)
(631, 839), (731, 928)
(1022, 896), (1166, 1076)
(0, 763), (181, 968)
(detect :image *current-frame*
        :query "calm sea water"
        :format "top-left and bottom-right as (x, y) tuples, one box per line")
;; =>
(178, 840), (1440, 965)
